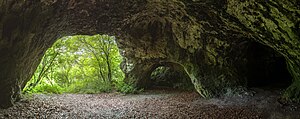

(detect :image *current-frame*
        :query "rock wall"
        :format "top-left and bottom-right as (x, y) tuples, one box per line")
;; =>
(149, 66), (193, 89)
(0, 0), (299, 108)
(226, 0), (300, 100)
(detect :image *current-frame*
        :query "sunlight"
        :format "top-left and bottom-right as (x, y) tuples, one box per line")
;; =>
(23, 34), (125, 94)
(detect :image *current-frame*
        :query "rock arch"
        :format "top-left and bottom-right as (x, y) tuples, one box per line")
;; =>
(0, 0), (299, 108)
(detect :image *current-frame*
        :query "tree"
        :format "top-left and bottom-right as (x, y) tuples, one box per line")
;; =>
(23, 34), (124, 94)
(23, 46), (59, 92)
(79, 35), (119, 85)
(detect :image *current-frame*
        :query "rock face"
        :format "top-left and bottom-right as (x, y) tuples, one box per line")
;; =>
(0, 0), (299, 108)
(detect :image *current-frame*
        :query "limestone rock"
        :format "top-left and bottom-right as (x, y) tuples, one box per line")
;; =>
(0, 0), (299, 108)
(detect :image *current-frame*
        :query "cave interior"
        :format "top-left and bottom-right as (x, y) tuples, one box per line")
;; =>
(246, 43), (292, 89)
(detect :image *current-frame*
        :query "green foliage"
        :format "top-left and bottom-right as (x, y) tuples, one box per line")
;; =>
(23, 34), (125, 94)
(64, 79), (112, 94)
(34, 84), (63, 94)
(26, 82), (63, 94)
(115, 80), (142, 94)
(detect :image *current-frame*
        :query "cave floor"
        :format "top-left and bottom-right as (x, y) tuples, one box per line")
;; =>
(0, 89), (299, 119)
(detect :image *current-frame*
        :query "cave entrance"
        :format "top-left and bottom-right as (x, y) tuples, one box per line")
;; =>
(23, 34), (125, 94)
(246, 42), (292, 90)
(148, 65), (194, 90)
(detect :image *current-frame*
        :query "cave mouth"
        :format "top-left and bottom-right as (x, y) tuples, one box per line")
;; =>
(23, 34), (125, 94)
(246, 42), (292, 90)
(148, 66), (194, 90)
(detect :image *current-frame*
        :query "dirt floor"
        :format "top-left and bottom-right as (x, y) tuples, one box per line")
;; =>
(0, 88), (300, 119)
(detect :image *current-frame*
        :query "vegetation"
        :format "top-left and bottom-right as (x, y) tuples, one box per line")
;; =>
(23, 34), (133, 94)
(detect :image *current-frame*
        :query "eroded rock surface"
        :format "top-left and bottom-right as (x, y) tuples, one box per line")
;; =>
(0, 0), (299, 108)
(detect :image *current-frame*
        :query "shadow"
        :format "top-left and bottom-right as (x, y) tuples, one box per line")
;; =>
(246, 42), (292, 89)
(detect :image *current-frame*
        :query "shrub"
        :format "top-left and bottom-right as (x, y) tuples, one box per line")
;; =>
(115, 80), (143, 94)
(28, 84), (63, 94)
(64, 79), (112, 94)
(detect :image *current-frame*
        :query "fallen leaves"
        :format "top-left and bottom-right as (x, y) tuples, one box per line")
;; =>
(0, 89), (299, 119)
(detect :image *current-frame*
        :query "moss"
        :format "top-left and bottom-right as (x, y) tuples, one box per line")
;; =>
(173, 19), (202, 53)
(188, 70), (212, 98)
(284, 80), (300, 102)
(227, 0), (299, 46)
(227, 0), (300, 101)
(284, 60), (300, 101)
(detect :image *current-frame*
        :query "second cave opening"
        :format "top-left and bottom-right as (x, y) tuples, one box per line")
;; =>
(148, 66), (194, 90)
(246, 42), (292, 89)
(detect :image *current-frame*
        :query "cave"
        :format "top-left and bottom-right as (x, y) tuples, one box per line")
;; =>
(246, 42), (292, 89)
(22, 35), (124, 94)
(149, 66), (193, 90)
(1, 0), (300, 109)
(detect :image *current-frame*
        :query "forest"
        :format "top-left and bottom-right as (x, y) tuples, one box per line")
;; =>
(23, 35), (136, 94)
